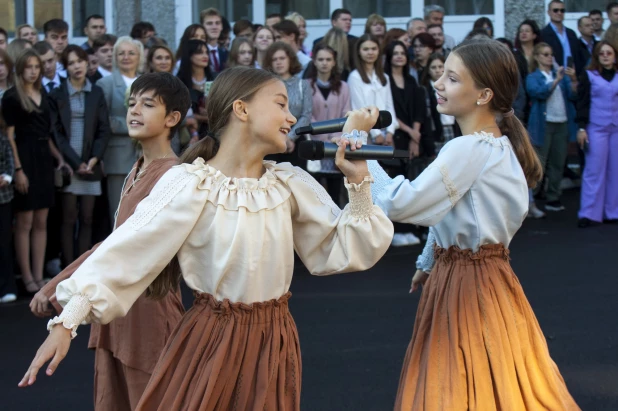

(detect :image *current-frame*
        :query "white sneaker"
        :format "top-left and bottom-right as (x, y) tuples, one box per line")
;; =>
(527, 202), (546, 219)
(404, 232), (421, 245)
(391, 233), (410, 247)
(0, 293), (17, 303)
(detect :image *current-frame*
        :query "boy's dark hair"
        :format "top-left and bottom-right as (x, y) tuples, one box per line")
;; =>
(267, 13), (282, 20)
(92, 34), (117, 52)
(33, 40), (54, 56)
(0, 27), (7, 39)
(85, 14), (104, 26)
(61, 44), (88, 69)
(130, 73), (192, 139)
(272, 20), (300, 42)
(589, 9), (603, 17)
(331, 8), (352, 22)
(43, 19), (69, 35)
(426, 24), (443, 32)
(233, 19), (253, 36)
(130, 22), (156, 39)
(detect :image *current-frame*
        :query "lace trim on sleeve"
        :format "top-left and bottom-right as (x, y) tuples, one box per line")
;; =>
(47, 294), (92, 339)
(416, 229), (437, 273)
(292, 167), (341, 217)
(367, 160), (393, 203)
(438, 165), (460, 206)
(128, 170), (197, 231)
(345, 176), (374, 219)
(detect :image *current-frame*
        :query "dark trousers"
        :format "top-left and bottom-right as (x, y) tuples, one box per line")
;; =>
(0, 202), (17, 296)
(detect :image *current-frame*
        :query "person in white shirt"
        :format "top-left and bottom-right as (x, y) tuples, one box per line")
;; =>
(365, 39), (579, 410)
(33, 41), (63, 93)
(19, 66), (394, 410)
(347, 34), (399, 145)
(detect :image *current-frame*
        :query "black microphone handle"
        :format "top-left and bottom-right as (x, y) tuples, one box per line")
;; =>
(298, 141), (408, 160)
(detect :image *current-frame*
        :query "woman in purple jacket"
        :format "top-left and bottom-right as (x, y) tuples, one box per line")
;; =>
(576, 41), (618, 227)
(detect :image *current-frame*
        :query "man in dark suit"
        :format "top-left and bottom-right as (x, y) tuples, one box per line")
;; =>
(541, 0), (585, 74)
(577, 16), (597, 65)
(200, 7), (228, 74)
(312, 8), (357, 68)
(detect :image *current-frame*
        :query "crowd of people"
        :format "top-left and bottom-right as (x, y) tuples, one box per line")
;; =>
(0, 0), (617, 307)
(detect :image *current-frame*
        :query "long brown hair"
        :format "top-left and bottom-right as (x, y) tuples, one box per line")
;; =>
(453, 39), (543, 188)
(180, 66), (280, 166)
(308, 44), (342, 94)
(322, 27), (350, 73)
(14, 49), (43, 113)
(587, 40), (618, 72)
(228, 37), (255, 68)
(354, 34), (387, 86)
(0, 48), (14, 87)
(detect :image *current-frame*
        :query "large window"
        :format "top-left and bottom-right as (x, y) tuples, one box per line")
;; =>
(194, 0), (253, 22)
(564, 0), (606, 12)
(0, 0), (27, 35)
(72, 0), (105, 37)
(343, 0), (411, 18)
(266, 0), (329, 20)
(34, 0), (63, 32)
(426, 0), (494, 15)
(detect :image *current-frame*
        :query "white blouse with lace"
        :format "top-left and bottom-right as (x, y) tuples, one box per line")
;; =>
(369, 132), (529, 272)
(49, 160), (394, 337)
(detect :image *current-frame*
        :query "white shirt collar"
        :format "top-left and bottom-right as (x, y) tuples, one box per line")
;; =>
(42, 73), (62, 87)
(98, 66), (112, 77)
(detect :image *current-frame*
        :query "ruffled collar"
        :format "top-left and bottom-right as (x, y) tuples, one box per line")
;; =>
(180, 158), (296, 212)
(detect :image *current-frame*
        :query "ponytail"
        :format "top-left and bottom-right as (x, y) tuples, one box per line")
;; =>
(179, 134), (220, 164)
(498, 115), (543, 188)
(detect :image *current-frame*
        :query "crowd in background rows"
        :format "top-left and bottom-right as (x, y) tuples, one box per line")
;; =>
(0, 0), (617, 304)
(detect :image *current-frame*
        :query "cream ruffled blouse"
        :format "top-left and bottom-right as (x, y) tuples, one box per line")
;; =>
(50, 159), (394, 337)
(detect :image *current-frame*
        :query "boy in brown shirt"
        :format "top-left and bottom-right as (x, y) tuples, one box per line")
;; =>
(31, 72), (192, 411)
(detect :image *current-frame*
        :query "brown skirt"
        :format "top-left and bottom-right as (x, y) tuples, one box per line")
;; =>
(394, 244), (580, 411)
(136, 292), (301, 411)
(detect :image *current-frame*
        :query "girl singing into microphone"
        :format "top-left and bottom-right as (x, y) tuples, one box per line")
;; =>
(19, 66), (394, 410)
(367, 39), (580, 409)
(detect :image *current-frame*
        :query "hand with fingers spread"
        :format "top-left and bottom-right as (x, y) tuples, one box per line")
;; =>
(335, 106), (380, 184)
(18, 325), (72, 387)
(410, 269), (429, 293)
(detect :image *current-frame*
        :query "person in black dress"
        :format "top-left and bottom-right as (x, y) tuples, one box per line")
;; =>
(1, 49), (70, 294)
(384, 40), (427, 246)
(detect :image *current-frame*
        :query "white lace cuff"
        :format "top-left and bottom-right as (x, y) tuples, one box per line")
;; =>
(46, 294), (92, 339)
(416, 229), (437, 273)
(345, 176), (374, 219)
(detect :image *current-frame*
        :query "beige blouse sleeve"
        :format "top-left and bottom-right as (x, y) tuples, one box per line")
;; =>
(48, 165), (208, 337)
(283, 164), (394, 276)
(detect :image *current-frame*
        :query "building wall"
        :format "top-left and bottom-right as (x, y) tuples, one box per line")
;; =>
(505, 0), (545, 42)
(113, 0), (177, 46)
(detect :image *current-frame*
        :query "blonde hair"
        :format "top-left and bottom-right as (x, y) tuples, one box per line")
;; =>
(16, 24), (37, 40)
(286, 12), (307, 38)
(529, 42), (551, 74)
(322, 27), (350, 73)
(364, 14), (386, 35)
(112, 36), (145, 75)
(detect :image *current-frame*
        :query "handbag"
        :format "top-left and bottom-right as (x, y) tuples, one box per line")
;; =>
(54, 168), (71, 188)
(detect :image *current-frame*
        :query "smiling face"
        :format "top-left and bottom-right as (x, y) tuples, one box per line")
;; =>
(151, 48), (173, 72)
(203, 15), (222, 42)
(190, 45), (210, 69)
(116, 42), (140, 74)
(433, 53), (484, 117)
(255, 28), (274, 52)
(244, 80), (296, 154)
(66, 51), (88, 81)
(127, 90), (177, 140)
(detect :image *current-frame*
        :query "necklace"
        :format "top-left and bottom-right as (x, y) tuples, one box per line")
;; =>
(123, 153), (172, 197)
(192, 77), (206, 92)
(477, 125), (500, 134)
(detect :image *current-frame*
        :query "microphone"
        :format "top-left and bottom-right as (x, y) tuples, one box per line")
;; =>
(295, 111), (392, 136)
(298, 141), (408, 160)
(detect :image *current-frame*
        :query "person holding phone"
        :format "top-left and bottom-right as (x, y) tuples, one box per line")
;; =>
(526, 42), (578, 212)
(576, 41), (618, 228)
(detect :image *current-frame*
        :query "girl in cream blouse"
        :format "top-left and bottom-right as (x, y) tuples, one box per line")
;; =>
(19, 67), (393, 409)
